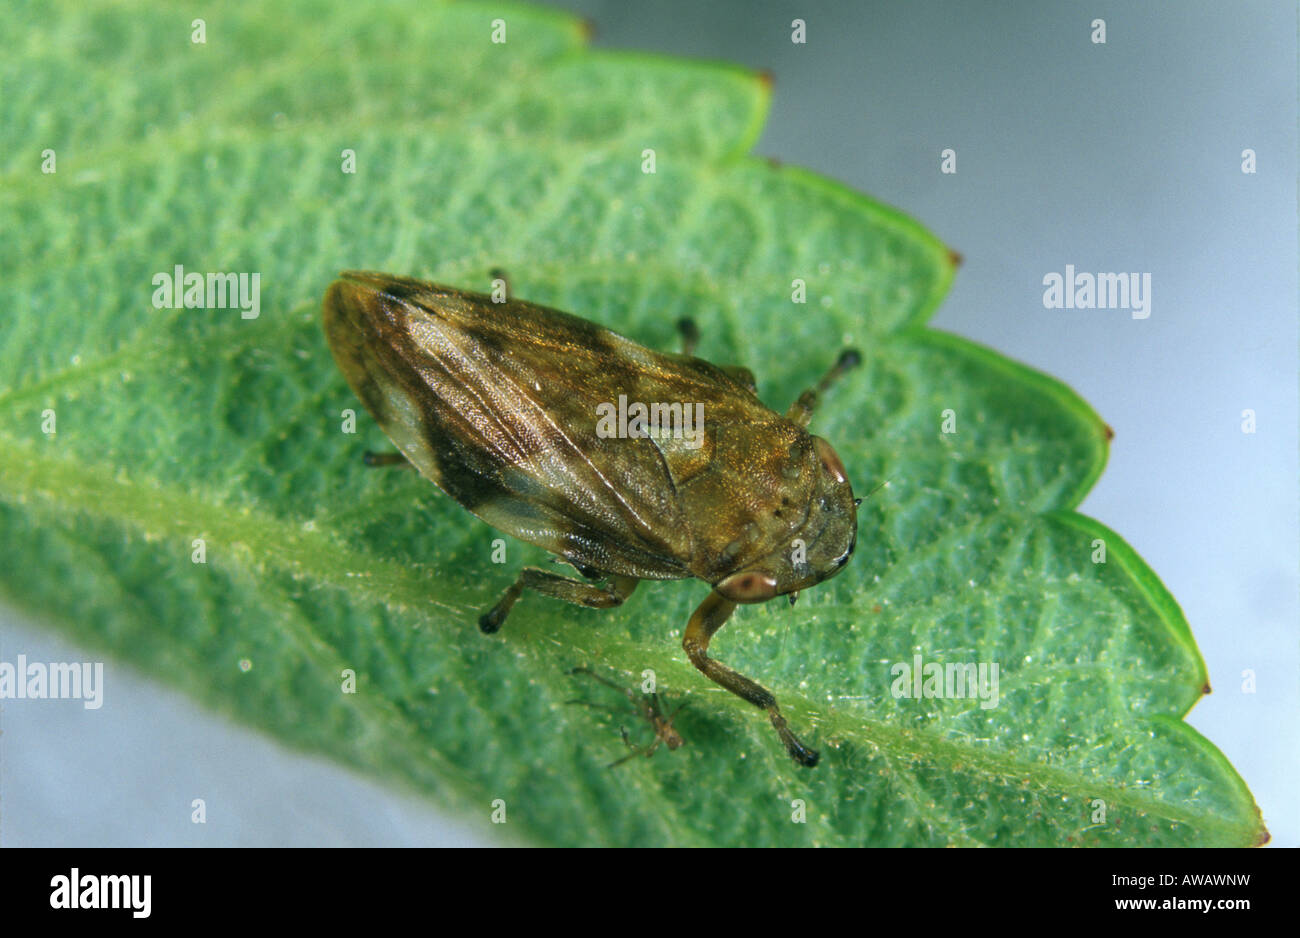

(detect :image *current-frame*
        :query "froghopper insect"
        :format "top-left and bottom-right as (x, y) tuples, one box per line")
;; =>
(322, 271), (861, 766)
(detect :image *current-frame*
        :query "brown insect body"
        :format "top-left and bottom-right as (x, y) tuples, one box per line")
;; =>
(323, 271), (859, 766)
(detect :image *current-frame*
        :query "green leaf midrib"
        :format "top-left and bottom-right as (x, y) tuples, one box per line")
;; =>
(1, 437), (1254, 843)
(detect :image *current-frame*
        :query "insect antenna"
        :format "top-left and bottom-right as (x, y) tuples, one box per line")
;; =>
(860, 477), (894, 503)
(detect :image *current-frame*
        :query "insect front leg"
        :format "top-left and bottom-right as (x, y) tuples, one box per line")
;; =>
(479, 570), (639, 633)
(682, 591), (819, 767)
(785, 349), (862, 428)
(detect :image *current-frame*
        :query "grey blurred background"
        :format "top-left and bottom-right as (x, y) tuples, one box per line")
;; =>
(2, 0), (1295, 847)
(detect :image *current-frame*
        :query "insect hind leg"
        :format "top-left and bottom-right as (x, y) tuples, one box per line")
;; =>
(682, 591), (819, 767)
(479, 569), (639, 633)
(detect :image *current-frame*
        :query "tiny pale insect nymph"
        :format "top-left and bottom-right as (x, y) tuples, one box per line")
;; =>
(323, 271), (861, 766)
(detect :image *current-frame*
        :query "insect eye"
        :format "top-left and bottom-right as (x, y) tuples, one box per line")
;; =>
(716, 571), (779, 603)
(812, 436), (848, 484)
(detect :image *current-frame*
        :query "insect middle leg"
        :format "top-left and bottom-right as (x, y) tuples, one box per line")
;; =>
(675, 318), (757, 391)
(479, 570), (639, 633)
(361, 450), (412, 467)
(785, 348), (862, 428)
(682, 591), (819, 767)
(677, 317), (701, 356)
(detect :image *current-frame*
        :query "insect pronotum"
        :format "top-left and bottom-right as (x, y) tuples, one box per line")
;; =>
(323, 271), (861, 766)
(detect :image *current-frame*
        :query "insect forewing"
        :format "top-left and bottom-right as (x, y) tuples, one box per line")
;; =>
(325, 272), (711, 578)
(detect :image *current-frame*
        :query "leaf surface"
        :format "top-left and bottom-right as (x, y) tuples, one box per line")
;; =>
(0, 0), (1265, 846)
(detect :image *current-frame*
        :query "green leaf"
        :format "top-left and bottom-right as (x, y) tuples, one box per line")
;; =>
(2, 0), (1265, 846)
